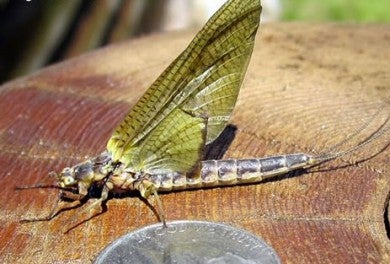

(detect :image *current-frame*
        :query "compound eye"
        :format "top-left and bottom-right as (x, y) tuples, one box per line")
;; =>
(62, 176), (76, 186)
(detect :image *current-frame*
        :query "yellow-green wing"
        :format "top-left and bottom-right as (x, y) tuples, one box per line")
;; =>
(107, 0), (261, 174)
(125, 108), (206, 174)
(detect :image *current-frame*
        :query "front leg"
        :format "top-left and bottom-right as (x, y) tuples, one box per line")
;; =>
(20, 189), (85, 223)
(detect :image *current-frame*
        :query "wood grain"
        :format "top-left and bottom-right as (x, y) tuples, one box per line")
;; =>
(0, 23), (389, 263)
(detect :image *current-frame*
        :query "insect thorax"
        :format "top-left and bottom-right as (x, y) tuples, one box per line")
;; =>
(77, 151), (148, 193)
(57, 151), (114, 188)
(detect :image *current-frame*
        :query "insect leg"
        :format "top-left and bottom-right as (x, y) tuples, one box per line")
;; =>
(62, 183), (112, 233)
(137, 179), (167, 227)
(77, 183), (111, 219)
(20, 190), (84, 223)
(151, 188), (167, 228)
(84, 184), (110, 215)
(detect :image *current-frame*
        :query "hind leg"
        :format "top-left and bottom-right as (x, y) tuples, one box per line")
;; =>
(136, 179), (167, 227)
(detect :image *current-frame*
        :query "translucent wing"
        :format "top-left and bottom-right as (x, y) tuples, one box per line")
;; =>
(126, 108), (206, 174)
(107, 0), (261, 174)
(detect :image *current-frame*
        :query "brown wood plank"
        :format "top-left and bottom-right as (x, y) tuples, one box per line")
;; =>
(0, 23), (389, 263)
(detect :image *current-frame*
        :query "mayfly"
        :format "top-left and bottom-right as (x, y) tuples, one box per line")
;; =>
(19, 0), (388, 229)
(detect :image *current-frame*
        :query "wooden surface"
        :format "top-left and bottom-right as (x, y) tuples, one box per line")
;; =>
(0, 23), (389, 263)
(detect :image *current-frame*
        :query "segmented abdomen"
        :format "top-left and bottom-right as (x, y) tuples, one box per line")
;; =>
(152, 153), (315, 192)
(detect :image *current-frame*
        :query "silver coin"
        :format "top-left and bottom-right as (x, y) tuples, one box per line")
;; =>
(94, 220), (281, 264)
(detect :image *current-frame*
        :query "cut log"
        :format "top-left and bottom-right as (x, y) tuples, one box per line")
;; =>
(0, 23), (389, 263)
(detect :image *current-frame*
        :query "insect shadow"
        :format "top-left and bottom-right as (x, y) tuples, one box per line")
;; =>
(203, 124), (237, 161)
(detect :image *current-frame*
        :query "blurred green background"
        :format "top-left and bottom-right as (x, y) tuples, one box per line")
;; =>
(282, 0), (390, 22)
(0, 0), (389, 84)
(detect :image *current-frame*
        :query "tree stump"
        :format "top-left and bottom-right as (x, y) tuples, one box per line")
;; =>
(0, 23), (389, 263)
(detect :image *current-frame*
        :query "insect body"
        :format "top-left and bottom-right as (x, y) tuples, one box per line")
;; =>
(56, 152), (314, 197)
(19, 0), (389, 229)
(20, 0), (263, 227)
